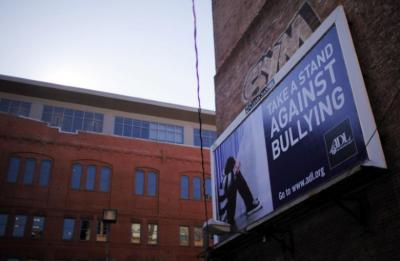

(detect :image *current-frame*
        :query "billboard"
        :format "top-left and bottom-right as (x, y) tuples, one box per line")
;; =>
(211, 6), (386, 241)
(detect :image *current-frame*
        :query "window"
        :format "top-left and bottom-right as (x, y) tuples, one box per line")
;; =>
(114, 117), (150, 139)
(131, 223), (141, 243)
(0, 214), (8, 236)
(180, 176), (189, 199)
(205, 178), (212, 200)
(7, 156), (52, 186)
(12, 215), (27, 237)
(135, 170), (158, 196)
(0, 98), (31, 117)
(71, 163), (111, 192)
(99, 167), (110, 192)
(149, 122), (183, 144)
(114, 116), (184, 144)
(79, 219), (91, 241)
(85, 165), (96, 191)
(193, 177), (201, 200)
(193, 227), (203, 247)
(41, 105), (103, 133)
(179, 226), (189, 246)
(193, 129), (216, 147)
(96, 221), (109, 242)
(147, 172), (157, 197)
(147, 224), (158, 245)
(39, 160), (52, 187)
(23, 158), (36, 185)
(7, 156), (20, 183)
(31, 216), (45, 239)
(135, 170), (145, 195)
(71, 164), (82, 189)
(62, 218), (75, 240)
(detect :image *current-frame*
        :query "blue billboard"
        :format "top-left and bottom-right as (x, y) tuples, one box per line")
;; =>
(262, 25), (366, 209)
(212, 6), (386, 234)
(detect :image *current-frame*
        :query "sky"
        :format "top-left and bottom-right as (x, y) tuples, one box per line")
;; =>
(0, 0), (216, 110)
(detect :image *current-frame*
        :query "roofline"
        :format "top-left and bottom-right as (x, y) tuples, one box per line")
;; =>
(0, 74), (216, 125)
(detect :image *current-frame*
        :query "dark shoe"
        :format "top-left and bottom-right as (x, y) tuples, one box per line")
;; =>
(246, 199), (262, 216)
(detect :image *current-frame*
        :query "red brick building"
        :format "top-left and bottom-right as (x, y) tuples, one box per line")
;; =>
(210, 0), (400, 260)
(0, 75), (215, 261)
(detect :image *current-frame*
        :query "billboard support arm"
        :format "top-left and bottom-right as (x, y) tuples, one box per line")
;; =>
(334, 194), (370, 230)
(265, 228), (295, 259)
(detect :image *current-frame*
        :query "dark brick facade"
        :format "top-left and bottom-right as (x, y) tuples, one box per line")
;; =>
(211, 0), (400, 260)
(0, 114), (211, 260)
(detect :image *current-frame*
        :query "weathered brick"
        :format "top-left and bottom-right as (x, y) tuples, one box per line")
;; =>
(212, 0), (400, 260)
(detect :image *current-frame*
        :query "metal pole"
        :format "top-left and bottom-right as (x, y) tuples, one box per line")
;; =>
(203, 228), (209, 261)
(105, 223), (111, 261)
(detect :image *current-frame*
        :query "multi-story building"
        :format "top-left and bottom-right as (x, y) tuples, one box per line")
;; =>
(0, 74), (216, 261)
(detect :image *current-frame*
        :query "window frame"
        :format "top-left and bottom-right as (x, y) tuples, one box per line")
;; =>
(0, 214), (8, 237)
(134, 170), (145, 195)
(193, 226), (203, 247)
(130, 222), (141, 244)
(193, 128), (217, 147)
(205, 177), (212, 200)
(12, 215), (27, 238)
(179, 225), (190, 246)
(134, 169), (159, 197)
(180, 175), (189, 200)
(22, 158), (36, 185)
(31, 216), (45, 239)
(70, 162), (111, 192)
(85, 165), (96, 191)
(62, 218), (76, 241)
(0, 98), (31, 117)
(147, 223), (158, 245)
(79, 219), (91, 241)
(147, 171), (158, 197)
(7, 156), (21, 183)
(192, 176), (201, 200)
(41, 105), (104, 133)
(96, 220), (109, 242)
(114, 116), (184, 144)
(99, 166), (111, 192)
(71, 163), (83, 190)
(39, 159), (52, 187)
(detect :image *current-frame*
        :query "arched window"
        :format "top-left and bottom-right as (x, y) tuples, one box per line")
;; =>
(100, 166), (111, 192)
(147, 172), (157, 196)
(85, 165), (96, 191)
(180, 176), (189, 199)
(135, 170), (145, 195)
(39, 160), (52, 187)
(193, 177), (201, 200)
(71, 163), (82, 189)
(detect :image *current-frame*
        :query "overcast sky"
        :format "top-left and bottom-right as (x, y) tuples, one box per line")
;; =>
(0, 0), (216, 110)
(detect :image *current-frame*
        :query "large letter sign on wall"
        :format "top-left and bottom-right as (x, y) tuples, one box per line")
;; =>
(211, 6), (386, 244)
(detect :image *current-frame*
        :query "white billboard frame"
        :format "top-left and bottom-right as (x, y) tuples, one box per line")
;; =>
(210, 5), (386, 246)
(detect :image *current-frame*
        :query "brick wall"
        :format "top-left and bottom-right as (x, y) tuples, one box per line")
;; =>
(212, 0), (400, 260)
(0, 114), (211, 261)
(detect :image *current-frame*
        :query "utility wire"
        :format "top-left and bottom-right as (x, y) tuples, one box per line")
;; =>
(364, 88), (399, 148)
(192, 0), (210, 235)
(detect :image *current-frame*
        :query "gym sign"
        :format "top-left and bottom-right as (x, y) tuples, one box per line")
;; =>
(243, 2), (320, 111)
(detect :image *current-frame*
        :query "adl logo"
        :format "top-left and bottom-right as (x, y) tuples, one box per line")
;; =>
(324, 119), (358, 169)
(329, 132), (353, 155)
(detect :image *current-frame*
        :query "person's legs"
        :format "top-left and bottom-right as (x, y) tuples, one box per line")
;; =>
(236, 171), (255, 208)
(226, 179), (237, 226)
(236, 171), (261, 214)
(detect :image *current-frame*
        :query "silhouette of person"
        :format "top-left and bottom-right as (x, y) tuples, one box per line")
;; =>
(218, 156), (261, 227)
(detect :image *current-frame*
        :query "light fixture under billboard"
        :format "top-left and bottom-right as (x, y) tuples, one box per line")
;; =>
(210, 5), (386, 245)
